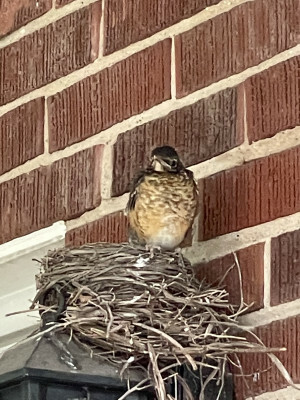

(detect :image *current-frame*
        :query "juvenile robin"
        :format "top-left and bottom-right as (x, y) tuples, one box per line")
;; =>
(125, 146), (198, 251)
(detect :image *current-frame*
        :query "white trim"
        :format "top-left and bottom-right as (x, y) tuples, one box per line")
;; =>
(0, 326), (39, 356)
(0, 221), (66, 265)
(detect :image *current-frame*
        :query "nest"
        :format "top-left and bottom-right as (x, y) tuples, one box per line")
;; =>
(30, 243), (287, 400)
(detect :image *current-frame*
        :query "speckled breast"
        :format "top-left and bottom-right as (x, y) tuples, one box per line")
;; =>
(128, 171), (198, 249)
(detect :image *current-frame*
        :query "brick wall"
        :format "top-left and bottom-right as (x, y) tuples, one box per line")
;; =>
(0, 0), (299, 398)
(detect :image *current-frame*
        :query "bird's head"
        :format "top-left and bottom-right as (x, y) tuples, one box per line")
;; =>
(150, 146), (184, 173)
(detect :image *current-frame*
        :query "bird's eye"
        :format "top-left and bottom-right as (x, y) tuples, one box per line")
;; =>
(170, 160), (177, 168)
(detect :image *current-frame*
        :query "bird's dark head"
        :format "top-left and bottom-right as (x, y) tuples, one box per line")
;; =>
(150, 146), (184, 173)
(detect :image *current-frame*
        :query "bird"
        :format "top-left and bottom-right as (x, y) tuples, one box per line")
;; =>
(125, 145), (198, 253)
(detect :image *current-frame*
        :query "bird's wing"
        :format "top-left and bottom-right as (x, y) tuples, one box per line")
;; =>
(191, 171), (200, 218)
(185, 168), (199, 205)
(179, 168), (199, 248)
(125, 169), (150, 215)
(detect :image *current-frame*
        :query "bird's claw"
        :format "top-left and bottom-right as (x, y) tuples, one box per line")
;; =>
(146, 245), (161, 259)
(175, 247), (185, 267)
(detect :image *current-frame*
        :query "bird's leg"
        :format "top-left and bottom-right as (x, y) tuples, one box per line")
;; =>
(146, 244), (161, 259)
(175, 247), (185, 267)
(149, 247), (155, 259)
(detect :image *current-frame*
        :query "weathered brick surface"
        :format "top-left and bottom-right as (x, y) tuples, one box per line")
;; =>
(48, 40), (171, 152)
(0, 147), (102, 244)
(112, 87), (242, 196)
(104, 0), (221, 55)
(245, 56), (300, 143)
(55, 0), (75, 7)
(234, 316), (300, 399)
(0, 0), (52, 38)
(176, 0), (300, 97)
(195, 243), (264, 312)
(66, 211), (128, 246)
(271, 229), (300, 306)
(200, 146), (300, 240)
(0, 2), (101, 106)
(0, 98), (44, 175)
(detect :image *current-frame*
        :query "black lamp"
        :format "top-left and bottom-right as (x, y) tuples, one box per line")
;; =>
(0, 333), (152, 400)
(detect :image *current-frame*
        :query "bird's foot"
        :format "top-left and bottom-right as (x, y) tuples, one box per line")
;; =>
(175, 247), (185, 267)
(146, 244), (161, 259)
(175, 247), (182, 254)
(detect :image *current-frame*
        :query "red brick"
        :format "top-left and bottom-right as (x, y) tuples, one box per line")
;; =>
(112, 87), (242, 196)
(104, 0), (221, 55)
(0, 0), (52, 38)
(0, 98), (44, 175)
(245, 56), (300, 143)
(233, 316), (300, 399)
(55, 0), (75, 7)
(195, 243), (264, 312)
(0, 2), (101, 106)
(175, 0), (300, 97)
(271, 229), (300, 306)
(48, 40), (171, 152)
(200, 146), (300, 240)
(66, 211), (128, 246)
(0, 147), (102, 244)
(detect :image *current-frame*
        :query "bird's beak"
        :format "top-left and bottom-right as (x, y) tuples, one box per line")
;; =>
(152, 156), (165, 172)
